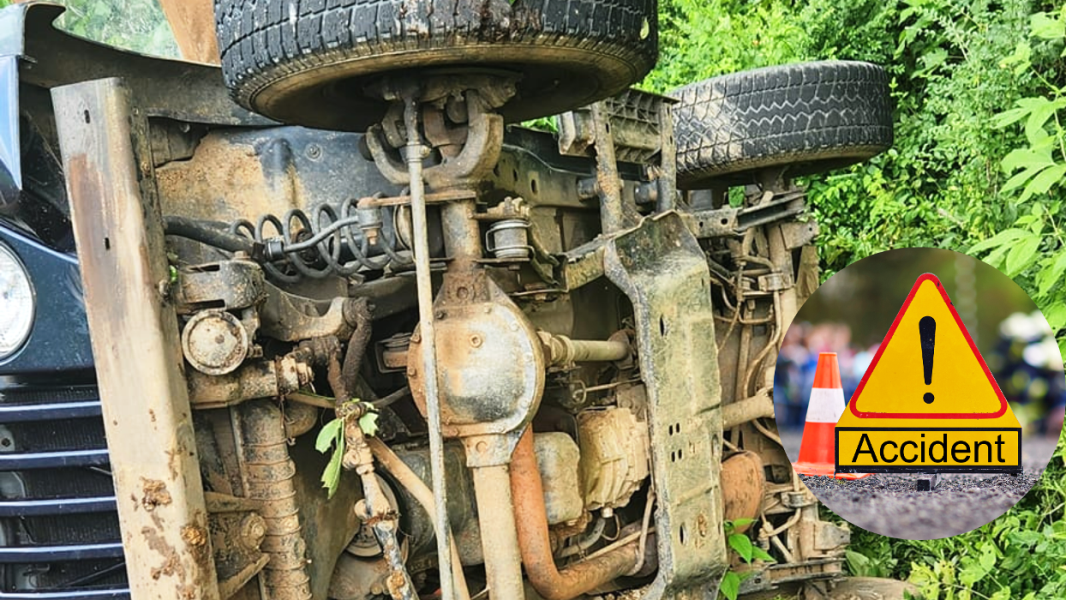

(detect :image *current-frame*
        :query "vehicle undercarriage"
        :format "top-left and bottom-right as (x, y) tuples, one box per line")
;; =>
(0, 3), (910, 600)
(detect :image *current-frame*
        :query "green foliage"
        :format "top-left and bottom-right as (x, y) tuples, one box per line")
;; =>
(646, 0), (805, 92)
(315, 417), (346, 499)
(719, 519), (775, 600)
(969, 7), (1066, 340)
(36, 0), (179, 57)
(315, 401), (378, 499)
(800, 0), (1038, 273)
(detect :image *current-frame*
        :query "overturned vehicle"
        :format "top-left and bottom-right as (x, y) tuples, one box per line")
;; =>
(0, 2), (906, 599)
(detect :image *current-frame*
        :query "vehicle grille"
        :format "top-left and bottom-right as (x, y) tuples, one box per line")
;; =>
(0, 382), (129, 599)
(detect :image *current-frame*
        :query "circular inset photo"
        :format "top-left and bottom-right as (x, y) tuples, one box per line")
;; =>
(774, 248), (1063, 539)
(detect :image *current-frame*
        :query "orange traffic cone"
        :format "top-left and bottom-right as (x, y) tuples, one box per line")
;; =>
(792, 353), (870, 480)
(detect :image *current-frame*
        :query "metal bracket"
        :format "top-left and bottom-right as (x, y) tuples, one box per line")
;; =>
(682, 190), (809, 240)
(758, 270), (794, 293)
(173, 259), (266, 314)
(365, 79), (513, 190)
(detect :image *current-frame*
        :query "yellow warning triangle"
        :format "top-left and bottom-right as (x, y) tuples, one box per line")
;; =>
(848, 273), (1010, 420)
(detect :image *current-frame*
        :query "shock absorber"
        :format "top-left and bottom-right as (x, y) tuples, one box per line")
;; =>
(230, 198), (412, 283)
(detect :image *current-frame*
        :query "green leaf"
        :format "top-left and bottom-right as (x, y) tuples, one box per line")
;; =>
(1001, 148), (1054, 174)
(1026, 103), (1058, 147)
(978, 544), (997, 573)
(846, 549), (871, 575)
(728, 533), (754, 563)
(750, 546), (775, 563)
(999, 41), (1032, 76)
(984, 243), (1012, 271)
(1032, 12), (1065, 41)
(1037, 249), (1066, 296)
(968, 229), (1028, 254)
(993, 106), (1034, 130)
(1001, 166), (1043, 195)
(1005, 233), (1042, 276)
(960, 560), (988, 586)
(321, 439), (344, 499)
(1044, 302), (1066, 331)
(358, 411), (380, 437)
(719, 572), (740, 600)
(315, 418), (346, 499)
(915, 47), (948, 78)
(1020, 164), (1066, 201)
(315, 418), (344, 454)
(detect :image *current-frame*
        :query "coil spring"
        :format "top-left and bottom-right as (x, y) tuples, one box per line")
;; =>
(231, 198), (411, 283)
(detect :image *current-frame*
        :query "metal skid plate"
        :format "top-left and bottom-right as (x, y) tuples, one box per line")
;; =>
(605, 212), (727, 600)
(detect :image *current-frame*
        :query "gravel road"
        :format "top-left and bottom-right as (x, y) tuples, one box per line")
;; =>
(780, 429), (1060, 539)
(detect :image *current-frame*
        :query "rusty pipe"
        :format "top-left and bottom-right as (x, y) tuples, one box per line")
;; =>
(510, 428), (640, 600)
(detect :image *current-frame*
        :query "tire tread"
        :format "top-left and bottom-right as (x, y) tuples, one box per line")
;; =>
(671, 61), (893, 186)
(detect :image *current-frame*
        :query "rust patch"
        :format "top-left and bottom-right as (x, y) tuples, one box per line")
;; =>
(387, 570), (408, 600)
(181, 524), (207, 548)
(155, 135), (300, 223)
(141, 478), (173, 511)
(721, 451), (764, 533)
(185, 511), (215, 597)
(180, 522), (211, 572)
(149, 409), (156, 423)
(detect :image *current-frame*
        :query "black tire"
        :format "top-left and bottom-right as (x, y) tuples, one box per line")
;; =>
(670, 61), (893, 188)
(214, 0), (658, 132)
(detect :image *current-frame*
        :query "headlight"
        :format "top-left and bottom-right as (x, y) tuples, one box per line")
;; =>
(0, 242), (34, 358)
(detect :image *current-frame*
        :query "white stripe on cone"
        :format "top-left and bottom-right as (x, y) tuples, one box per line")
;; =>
(805, 387), (845, 423)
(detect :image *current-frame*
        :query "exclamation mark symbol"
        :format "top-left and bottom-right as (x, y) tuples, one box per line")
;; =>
(919, 316), (936, 404)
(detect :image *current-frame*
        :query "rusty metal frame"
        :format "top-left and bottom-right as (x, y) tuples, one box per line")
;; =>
(53, 77), (221, 600)
(604, 211), (728, 599)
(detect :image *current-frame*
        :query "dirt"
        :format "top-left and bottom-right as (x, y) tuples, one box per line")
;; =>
(141, 478), (173, 511)
(780, 429), (1059, 539)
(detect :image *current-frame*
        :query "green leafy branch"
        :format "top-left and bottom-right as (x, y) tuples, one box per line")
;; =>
(313, 400), (379, 499)
(719, 519), (775, 600)
(970, 6), (1066, 354)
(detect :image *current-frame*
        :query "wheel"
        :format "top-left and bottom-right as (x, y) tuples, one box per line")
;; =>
(670, 61), (893, 189)
(214, 0), (658, 132)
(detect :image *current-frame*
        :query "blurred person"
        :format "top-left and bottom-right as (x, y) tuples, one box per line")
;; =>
(774, 322), (869, 429)
(774, 323), (810, 428)
(992, 312), (1065, 436)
